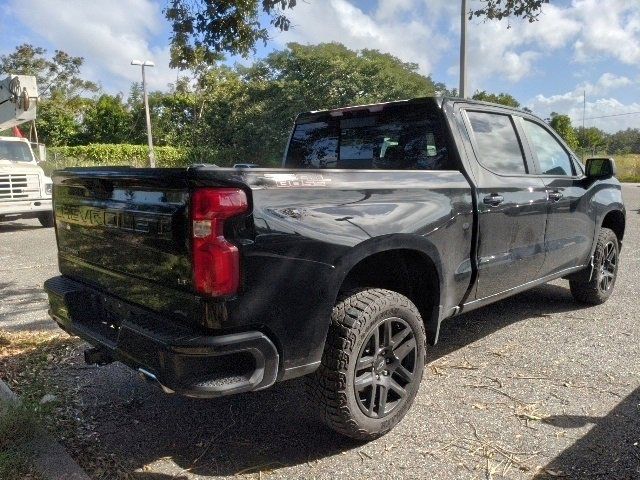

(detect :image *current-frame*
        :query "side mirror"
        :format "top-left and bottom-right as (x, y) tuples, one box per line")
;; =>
(585, 157), (616, 179)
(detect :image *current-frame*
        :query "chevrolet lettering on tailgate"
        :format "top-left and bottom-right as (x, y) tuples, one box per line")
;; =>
(55, 204), (172, 235)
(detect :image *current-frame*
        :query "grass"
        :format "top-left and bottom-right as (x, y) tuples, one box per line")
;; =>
(0, 331), (77, 404)
(614, 154), (640, 183)
(0, 330), (80, 480)
(0, 403), (42, 480)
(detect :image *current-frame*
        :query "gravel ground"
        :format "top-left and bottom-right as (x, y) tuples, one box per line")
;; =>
(1, 184), (639, 479)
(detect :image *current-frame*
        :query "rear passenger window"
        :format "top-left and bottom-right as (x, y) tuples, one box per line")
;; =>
(285, 103), (453, 170)
(523, 120), (574, 176)
(467, 111), (527, 174)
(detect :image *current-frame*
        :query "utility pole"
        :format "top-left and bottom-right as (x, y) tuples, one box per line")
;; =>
(582, 90), (586, 130)
(582, 90), (586, 160)
(459, 0), (468, 98)
(131, 59), (156, 167)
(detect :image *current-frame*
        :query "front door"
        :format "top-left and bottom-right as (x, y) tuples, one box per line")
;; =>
(520, 119), (595, 275)
(464, 109), (549, 299)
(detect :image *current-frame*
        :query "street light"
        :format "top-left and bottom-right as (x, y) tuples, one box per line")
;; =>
(459, 0), (468, 98)
(131, 59), (155, 167)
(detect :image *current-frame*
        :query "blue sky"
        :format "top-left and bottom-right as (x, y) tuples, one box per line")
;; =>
(1, 0), (639, 132)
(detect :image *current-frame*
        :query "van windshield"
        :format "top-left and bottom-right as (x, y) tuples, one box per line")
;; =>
(0, 141), (34, 162)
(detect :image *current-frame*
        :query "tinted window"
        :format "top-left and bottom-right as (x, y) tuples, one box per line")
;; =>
(523, 120), (573, 176)
(467, 111), (526, 174)
(285, 104), (451, 170)
(286, 121), (339, 168)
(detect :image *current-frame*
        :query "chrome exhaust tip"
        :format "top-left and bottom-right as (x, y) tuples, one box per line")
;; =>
(137, 368), (175, 394)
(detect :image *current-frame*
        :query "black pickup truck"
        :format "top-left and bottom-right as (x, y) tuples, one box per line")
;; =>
(45, 97), (625, 440)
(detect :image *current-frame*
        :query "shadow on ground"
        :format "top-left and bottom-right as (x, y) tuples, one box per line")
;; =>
(0, 282), (51, 332)
(37, 282), (602, 478)
(534, 386), (640, 479)
(0, 221), (44, 233)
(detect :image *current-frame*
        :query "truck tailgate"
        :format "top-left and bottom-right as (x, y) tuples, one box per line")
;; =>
(52, 168), (199, 323)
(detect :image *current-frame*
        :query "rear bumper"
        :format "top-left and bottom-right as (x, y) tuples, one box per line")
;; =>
(0, 198), (51, 216)
(44, 276), (279, 398)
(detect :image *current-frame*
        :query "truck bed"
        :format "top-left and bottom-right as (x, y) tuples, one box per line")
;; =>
(49, 165), (473, 379)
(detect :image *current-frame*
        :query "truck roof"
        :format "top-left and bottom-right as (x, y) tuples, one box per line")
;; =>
(0, 136), (30, 143)
(298, 96), (532, 122)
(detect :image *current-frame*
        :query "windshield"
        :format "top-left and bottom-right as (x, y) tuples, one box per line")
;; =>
(0, 141), (34, 162)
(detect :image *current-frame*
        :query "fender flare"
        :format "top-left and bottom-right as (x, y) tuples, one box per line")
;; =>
(327, 234), (445, 344)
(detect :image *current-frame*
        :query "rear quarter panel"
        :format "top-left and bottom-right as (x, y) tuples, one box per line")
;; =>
(221, 169), (473, 375)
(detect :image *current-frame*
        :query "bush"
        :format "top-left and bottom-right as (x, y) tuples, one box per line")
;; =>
(43, 144), (230, 174)
(45, 144), (188, 172)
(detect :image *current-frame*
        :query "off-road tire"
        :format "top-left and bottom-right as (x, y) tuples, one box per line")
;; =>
(38, 212), (54, 228)
(570, 227), (619, 305)
(307, 288), (426, 440)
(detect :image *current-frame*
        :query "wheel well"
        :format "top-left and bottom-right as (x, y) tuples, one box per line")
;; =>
(602, 210), (625, 243)
(338, 249), (440, 333)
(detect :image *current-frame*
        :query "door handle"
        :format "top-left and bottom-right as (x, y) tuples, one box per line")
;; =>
(547, 190), (563, 202)
(483, 193), (504, 206)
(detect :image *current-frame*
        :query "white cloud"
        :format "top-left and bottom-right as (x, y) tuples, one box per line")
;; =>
(572, 0), (640, 65)
(8, 0), (177, 94)
(462, 3), (581, 89)
(528, 80), (640, 133)
(275, 0), (452, 76)
(581, 73), (634, 96)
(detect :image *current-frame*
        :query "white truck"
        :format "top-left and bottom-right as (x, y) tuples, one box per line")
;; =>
(0, 74), (53, 227)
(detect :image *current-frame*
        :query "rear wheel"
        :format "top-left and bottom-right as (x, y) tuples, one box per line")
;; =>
(570, 227), (619, 305)
(307, 288), (426, 440)
(38, 212), (54, 228)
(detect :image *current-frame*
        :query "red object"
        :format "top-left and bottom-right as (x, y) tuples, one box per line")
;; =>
(191, 188), (248, 297)
(12, 126), (23, 138)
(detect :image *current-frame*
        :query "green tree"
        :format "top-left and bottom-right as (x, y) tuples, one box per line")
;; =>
(607, 128), (640, 154)
(576, 126), (608, 156)
(471, 90), (520, 107)
(166, 0), (549, 68)
(549, 113), (578, 150)
(35, 93), (84, 146)
(81, 94), (133, 144)
(190, 43), (441, 165)
(470, 0), (549, 22)
(0, 43), (98, 99)
(0, 44), (99, 145)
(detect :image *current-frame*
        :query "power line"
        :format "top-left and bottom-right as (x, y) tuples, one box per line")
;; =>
(584, 110), (640, 120)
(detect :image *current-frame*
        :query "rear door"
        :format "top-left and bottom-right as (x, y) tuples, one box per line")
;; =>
(462, 108), (548, 299)
(519, 118), (594, 275)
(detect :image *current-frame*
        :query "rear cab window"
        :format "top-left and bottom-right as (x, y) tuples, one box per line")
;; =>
(465, 111), (527, 175)
(284, 101), (456, 170)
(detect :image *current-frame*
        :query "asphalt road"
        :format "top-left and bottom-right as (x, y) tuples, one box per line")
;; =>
(1, 184), (639, 479)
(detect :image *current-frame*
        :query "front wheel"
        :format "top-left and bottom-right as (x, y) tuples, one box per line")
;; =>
(307, 289), (426, 440)
(38, 212), (54, 228)
(570, 227), (619, 305)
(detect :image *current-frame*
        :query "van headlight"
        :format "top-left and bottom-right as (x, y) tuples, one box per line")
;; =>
(45, 183), (53, 195)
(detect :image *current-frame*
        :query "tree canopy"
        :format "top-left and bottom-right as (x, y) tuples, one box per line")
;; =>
(471, 90), (520, 107)
(470, 0), (549, 23)
(549, 112), (578, 150)
(165, 0), (550, 68)
(3, 38), (638, 162)
(0, 44), (98, 99)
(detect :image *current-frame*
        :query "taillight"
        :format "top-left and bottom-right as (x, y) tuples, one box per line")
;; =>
(191, 188), (248, 297)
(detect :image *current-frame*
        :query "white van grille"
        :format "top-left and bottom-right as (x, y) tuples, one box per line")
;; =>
(0, 174), (41, 200)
